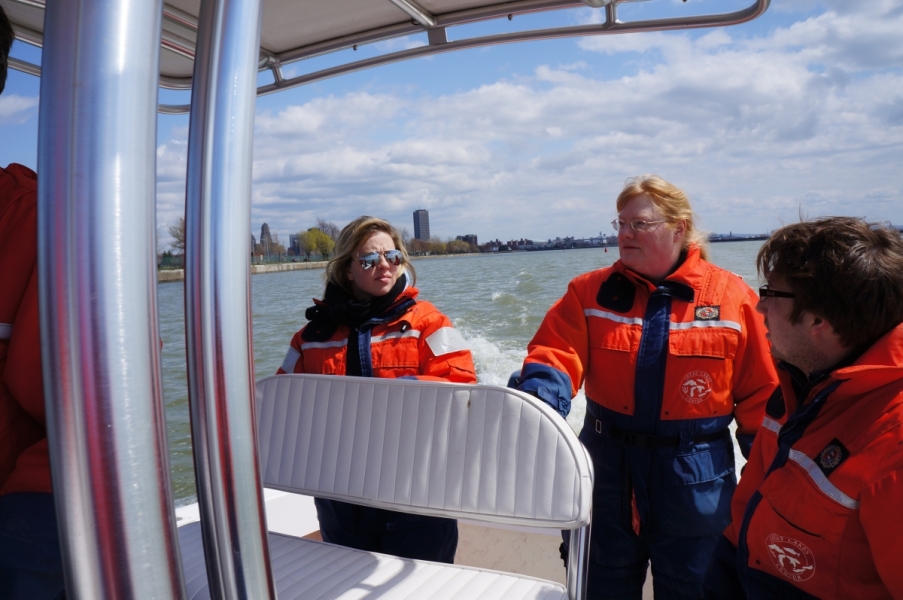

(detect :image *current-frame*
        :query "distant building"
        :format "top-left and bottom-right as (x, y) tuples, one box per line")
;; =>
(260, 223), (273, 255)
(456, 234), (478, 246)
(413, 209), (430, 241)
(289, 233), (300, 256)
(251, 234), (256, 254)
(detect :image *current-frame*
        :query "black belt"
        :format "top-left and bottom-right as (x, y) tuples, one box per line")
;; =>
(609, 426), (728, 448)
(585, 402), (729, 448)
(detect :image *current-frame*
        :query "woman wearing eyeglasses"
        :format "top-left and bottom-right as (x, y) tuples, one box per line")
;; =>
(276, 215), (476, 563)
(512, 175), (778, 599)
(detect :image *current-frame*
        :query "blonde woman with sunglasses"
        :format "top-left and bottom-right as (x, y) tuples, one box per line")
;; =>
(276, 215), (476, 563)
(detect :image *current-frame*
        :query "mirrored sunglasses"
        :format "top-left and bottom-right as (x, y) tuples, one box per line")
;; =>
(358, 249), (403, 270)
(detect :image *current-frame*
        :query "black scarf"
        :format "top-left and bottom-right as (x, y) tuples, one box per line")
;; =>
(302, 272), (408, 342)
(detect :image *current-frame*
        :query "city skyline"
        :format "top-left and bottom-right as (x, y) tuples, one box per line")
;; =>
(4, 3), (900, 252)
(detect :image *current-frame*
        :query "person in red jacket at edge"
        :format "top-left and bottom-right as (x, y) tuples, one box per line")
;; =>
(0, 7), (65, 600)
(0, 8), (65, 600)
(511, 175), (777, 599)
(703, 217), (903, 599)
(276, 215), (476, 563)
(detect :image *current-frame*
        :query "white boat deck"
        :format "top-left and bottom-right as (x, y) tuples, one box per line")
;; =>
(176, 490), (653, 598)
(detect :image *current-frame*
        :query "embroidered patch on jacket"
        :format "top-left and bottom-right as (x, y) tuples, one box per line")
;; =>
(695, 305), (720, 320)
(816, 438), (850, 477)
(679, 370), (713, 404)
(766, 534), (816, 582)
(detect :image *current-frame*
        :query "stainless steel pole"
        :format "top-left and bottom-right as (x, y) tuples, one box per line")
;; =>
(37, 0), (186, 597)
(567, 523), (592, 600)
(183, 0), (275, 597)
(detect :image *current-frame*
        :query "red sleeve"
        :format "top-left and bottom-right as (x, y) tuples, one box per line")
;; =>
(723, 423), (772, 546)
(730, 285), (779, 437)
(413, 304), (476, 384)
(522, 276), (589, 398)
(0, 164), (50, 494)
(275, 329), (305, 374)
(860, 469), (903, 596)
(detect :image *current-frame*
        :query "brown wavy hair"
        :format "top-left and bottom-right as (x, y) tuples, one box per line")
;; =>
(757, 217), (903, 348)
(325, 216), (415, 296)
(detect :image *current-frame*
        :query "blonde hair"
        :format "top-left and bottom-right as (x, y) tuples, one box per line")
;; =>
(325, 216), (415, 296)
(616, 175), (709, 260)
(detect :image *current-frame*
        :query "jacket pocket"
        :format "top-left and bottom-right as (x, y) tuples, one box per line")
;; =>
(655, 442), (737, 537)
(669, 328), (739, 359)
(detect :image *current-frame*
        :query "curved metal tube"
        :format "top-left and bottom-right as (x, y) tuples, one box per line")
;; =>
(183, 0), (275, 597)
(37, 0), (186, 597)
(9, 55), (40, 77)
(567, 523), (592, 600)
(259, 0), (769, 94)
(10, 0), (770, 104)
(389, 0), (437, 28)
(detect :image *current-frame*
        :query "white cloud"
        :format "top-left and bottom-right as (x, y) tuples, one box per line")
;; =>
(374, 36), (428, 53)
(0, 94), (38, 123)
(155, 2), (903, 245)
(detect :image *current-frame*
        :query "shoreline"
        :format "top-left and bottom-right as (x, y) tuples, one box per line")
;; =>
(156, 252), (483, 283)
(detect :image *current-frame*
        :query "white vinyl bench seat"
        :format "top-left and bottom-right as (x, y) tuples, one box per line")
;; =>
(179, 374), (593, 599)
(179, 520), (568, 599)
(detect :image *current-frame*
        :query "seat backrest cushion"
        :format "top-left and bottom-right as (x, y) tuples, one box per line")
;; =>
(255, 374), (591, 528)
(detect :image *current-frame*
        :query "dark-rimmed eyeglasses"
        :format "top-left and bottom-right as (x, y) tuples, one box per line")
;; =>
(759, 285), (795, 300)
(612, 218), (667, 232)
(358, 249), (403, 270)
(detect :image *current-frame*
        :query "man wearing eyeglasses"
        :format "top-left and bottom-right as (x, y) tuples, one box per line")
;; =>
(704, 217), (903, 599)
(512, 175), (777, 599)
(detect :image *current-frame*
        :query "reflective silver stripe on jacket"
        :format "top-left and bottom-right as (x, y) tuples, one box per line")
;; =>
(0, 323), (11, 340)
(425, 327), (470, 357)
(299, 339), (348, 351)
(584, 309), (741, 332)
(584, 309), (643, 326)
(788, 449), (859, 510)
(280, 347), (301, 373)
(761, 417), (782, 434)
(372, 330), (421, 344)
(669, 319), (742, 333)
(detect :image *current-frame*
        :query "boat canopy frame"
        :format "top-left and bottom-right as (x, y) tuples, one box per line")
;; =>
(6, 0), (772, 597)
(7, 0), (770, 114)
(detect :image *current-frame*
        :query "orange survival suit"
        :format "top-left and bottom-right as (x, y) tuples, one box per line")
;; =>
(277, 280), (476, 563)
(704, 323), (903, 599)
(0, 163), (48, 496)
(0, 164), (66, 599)
(516, 245), (777, 598)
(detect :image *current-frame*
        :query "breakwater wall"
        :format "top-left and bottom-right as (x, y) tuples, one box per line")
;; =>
(158, 260), (328, 283)
(157, 253), (475, 283)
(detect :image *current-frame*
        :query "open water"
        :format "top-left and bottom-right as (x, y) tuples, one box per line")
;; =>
(159, 240), (766, 505)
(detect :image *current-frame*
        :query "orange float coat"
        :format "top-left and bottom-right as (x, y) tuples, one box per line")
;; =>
(277, 287), (476, 384)
(706, 323), (903, 599)
(0, 164), (50, 496)
(522, 245), (776, 446)
(517, 246), (777, 596)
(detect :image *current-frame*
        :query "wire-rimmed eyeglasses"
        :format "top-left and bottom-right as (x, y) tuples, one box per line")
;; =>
(612, 218), (667, 232)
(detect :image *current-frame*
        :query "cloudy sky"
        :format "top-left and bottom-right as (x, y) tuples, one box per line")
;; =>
(2, 0), (901, 247)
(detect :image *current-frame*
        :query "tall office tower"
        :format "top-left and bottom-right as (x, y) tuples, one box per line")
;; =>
(260, 222), (273, 254)
(413, 209), (430, 241)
